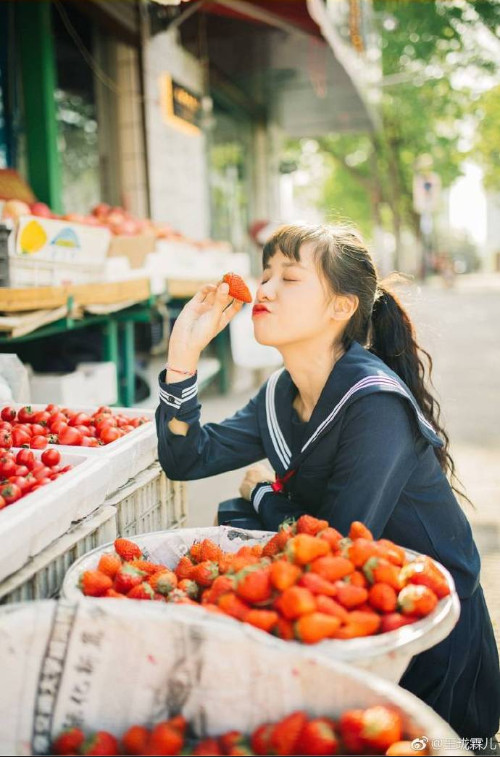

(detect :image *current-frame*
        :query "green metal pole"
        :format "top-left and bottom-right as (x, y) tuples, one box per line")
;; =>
(18, 1), (63, 212)
(118, 321), (136, 407)
(102, 319), (119, 405)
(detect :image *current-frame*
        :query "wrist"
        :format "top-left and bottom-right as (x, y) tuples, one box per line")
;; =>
(251, 481), (274, 513)
(166, 349), (200, 384)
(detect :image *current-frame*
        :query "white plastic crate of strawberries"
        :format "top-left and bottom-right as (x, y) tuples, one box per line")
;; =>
(0, 403), (156, 495)
(0, 447), (108, 583)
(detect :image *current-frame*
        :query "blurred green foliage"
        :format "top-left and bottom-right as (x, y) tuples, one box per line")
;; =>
(286, 0), (500, 252)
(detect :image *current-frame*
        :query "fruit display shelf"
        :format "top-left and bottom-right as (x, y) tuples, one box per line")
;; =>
(0, 449), (109, 584)
(0, 599), (469, 756)
(61, 526), (461, 684)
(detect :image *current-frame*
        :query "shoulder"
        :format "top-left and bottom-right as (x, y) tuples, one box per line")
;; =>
(340, 393), (421, 452)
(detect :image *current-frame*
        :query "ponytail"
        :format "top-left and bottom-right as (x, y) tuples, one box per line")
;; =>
(370, 285), (473, 508)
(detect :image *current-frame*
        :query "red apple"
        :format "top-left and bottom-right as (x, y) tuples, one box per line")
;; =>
(30, 202), (52, 218)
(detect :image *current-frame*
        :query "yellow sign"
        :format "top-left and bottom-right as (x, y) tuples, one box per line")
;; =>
(159, 73), (201, 136)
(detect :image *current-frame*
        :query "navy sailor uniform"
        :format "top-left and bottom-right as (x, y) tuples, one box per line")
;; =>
(156, 340), (500, 740)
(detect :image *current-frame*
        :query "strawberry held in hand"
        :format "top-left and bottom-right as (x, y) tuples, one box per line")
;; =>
(221, 272), (252, 303)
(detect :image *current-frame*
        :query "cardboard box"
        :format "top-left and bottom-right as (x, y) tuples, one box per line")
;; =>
(107, 232), (157, 268)
(11, 216), (111, 286)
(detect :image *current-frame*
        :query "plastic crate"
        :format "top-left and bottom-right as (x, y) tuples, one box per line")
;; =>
(107, 462), (187, 537)
(0, 449), (109, 584)
(0, 505), (117, 605)
(5, 403), (157, 495)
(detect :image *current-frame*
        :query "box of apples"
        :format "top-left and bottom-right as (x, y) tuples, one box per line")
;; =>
(0, 403), (156, 495)
(0, 446), (108, 583)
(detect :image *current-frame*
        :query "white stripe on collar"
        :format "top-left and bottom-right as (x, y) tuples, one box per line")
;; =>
(302, 374), (437, 453)
(265, 369), (291, 470)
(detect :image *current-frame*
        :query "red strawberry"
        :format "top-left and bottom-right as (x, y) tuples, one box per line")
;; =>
(113, 564), (146, 594)
(97, 553), (122, 578)
(274, 586), (316, 620)
(287, 534), (330, 566)
(81, 730), (119, 755)
(368, 583), (398, 613)
(294, 612), (341, 643)
(168, 715), (187, 734)
(52, 727), (85, 755)
(177, 578), (199, 599)
(269, 560), (302, 591)
(341, 705), (402, 753)
(251, 724), (274, 756)
(219, 730), (245, 753)
(121, 724), (150, 755)
(104, 588), (127, 599)
(147, 722), (184, 755)
(175, 555), (195, 580)
(222, 272), (252, 303)
(192, 738), (223, 755)
(127, 582), (155, 600)
(296, 514), (329, 536)
(298, 572), (337, 597)
(114, 538), (142, 561)
(317, 526), (343, 552)
(199, 538), (224, 563)
(270, 711), (307, 756)
(262, 525), (295, 557)
(380, 612), (420, 633)
(190, 560), (219, 588)
(235, 566), (272, 604)
(148, 569), (178, 595)
(80, 570), (113, 597)
(334, 581), (369, 609)
(244, 609), (279, 633)
(217, 592), (250, 620)
(296, 717), (339, 756)
(398, 584), (438, 617)
(348, 521), (374, 540)
(128, 559), (165, 576)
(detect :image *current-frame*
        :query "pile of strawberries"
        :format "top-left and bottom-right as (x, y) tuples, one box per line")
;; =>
(80, 517), (450, 644)
(0, 447), (71, 509)
(51, 706), (425, 756)
(0, 405), (150, 449)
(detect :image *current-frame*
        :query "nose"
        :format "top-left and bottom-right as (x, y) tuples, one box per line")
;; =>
(256, 277), (276, 301)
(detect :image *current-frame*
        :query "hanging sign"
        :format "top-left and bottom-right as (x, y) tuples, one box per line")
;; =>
(159, 73), (201, 135)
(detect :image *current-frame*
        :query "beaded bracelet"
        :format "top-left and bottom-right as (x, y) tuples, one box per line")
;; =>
(165, 364), (196, 377)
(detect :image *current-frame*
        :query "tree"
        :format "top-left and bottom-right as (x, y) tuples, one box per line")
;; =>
(286, 1), (500, 267)
(471, 84), (500, 191)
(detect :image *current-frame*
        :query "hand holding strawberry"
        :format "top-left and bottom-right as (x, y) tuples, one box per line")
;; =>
(167, 281), (244, 366)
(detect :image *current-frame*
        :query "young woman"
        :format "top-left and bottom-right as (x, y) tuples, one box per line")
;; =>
(156, 223), (500, 742)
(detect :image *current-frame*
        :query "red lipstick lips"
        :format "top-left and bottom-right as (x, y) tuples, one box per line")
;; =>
(252, 304), (270, 315)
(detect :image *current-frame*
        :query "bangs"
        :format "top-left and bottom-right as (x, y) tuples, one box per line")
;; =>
(262, 224), (328, 267)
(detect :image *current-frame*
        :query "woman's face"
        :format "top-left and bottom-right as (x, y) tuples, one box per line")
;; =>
(252, 244), (335, 348)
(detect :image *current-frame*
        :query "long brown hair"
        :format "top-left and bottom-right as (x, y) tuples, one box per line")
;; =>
(263, 223), (472, 508)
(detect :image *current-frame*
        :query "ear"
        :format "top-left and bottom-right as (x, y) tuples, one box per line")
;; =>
(330, 293), (359, 322)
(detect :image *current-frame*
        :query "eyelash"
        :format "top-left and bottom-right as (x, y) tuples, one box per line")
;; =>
(261, 278), (298, 284)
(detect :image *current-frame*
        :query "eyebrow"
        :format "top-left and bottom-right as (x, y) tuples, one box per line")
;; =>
(263, 261), (307, 270)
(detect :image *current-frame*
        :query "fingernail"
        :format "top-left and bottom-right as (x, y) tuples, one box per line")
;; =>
(220, 283), (229, 293)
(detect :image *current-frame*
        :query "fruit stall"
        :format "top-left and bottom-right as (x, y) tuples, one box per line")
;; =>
(0, 192), (476, 756)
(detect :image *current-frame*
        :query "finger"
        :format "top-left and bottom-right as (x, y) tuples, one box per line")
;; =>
(190, 284), (217, 305)
(218, 298), (244, 329)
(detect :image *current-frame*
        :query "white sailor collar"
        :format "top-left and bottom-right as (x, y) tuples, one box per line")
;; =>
(260, 341), (443, 474)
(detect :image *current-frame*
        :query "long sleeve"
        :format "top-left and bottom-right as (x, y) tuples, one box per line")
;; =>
(156, 370), (267, 480)
(255, 393), (420, 536)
